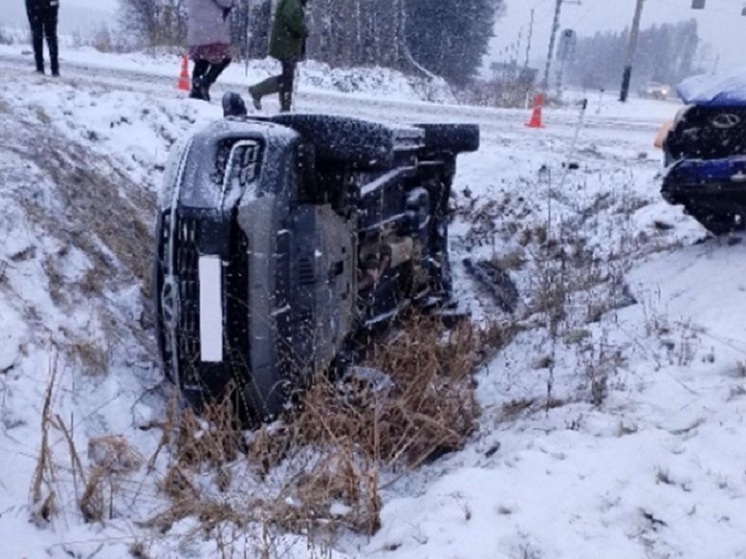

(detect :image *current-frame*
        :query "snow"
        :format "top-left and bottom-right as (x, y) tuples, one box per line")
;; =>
(677, 68), (746, 106)
(1, 45), (745, 559)
(0, 44), (456, 105)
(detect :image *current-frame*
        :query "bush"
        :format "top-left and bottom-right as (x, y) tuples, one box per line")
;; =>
(146, 314), (512, 546)
(0, 26), (15, 46)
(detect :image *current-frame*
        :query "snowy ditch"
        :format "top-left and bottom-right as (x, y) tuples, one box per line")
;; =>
(1, 60), (746, 559)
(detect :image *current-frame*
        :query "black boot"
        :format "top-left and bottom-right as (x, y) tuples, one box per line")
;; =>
(279, 90), (293, 112)
(200, 58), (231, 102)
(189, 60), (209, 100)
(248, 76), (280, 111)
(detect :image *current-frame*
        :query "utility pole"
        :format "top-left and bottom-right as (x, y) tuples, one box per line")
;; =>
(542, 0), (563, 90)
(619, 0), (645, 102)
(542, 0), (581, 91)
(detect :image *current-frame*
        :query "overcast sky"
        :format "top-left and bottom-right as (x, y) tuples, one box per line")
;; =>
(492, 0), (746, 75)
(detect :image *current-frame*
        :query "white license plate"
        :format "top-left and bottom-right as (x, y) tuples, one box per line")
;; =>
(198, 256), (223, 362)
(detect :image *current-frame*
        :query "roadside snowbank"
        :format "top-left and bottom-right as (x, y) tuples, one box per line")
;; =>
(0, 44), (455, 104)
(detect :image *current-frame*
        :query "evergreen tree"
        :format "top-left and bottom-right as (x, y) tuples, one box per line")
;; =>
(404, 0), (504, 85)
(118, 0), (505, 84)
(567, 19), (702, 90)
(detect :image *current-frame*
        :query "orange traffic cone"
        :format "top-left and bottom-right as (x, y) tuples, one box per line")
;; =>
(525, 93), (545, 128)
(177, 54), (190, 91)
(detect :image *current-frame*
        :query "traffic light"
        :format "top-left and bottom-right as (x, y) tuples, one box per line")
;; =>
(692, 0), (746, 13)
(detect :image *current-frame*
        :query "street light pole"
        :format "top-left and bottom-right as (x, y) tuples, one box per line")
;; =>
(619, 0), (645, 102)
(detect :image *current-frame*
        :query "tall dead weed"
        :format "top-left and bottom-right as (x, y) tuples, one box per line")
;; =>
(150, 315), (513, 546)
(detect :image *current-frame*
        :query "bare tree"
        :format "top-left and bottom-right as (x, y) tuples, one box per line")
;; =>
(119, 0), (187, 48)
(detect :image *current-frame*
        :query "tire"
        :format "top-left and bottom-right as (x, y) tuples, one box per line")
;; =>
(414, 123), (480, 156)
(271, 113), (395, 169)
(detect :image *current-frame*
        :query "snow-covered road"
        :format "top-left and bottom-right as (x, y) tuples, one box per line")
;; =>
(0, 47), (677, 135)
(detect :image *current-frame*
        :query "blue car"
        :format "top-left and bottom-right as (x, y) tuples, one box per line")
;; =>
(661, 72), (746, 234)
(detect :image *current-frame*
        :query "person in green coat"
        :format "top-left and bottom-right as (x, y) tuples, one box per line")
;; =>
(248, 0), (309, 112)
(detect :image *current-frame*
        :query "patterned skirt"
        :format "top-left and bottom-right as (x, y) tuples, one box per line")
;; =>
(189, 43), (231, 65)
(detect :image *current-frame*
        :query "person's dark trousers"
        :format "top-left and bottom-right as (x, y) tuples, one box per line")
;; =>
(26, 2), (59, 75)
(278, 59), (297, 112)
(204, 58), (231, 89)
(249, 58), (297, 112)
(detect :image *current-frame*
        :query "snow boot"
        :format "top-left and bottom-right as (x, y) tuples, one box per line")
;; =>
(189, 60), (209, 101)
(248, 76), (280, 111)
(198, 59), (231, 103)
(279, 90), (292, 112)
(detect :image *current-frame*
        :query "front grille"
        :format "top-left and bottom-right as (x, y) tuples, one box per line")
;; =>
(175, 213), (201, 386)
(298, 256), (315, 285)
(669, 107), (746, 161)
(157, 210), (174, 379)
(224, 219), (251, 379)
(158, 208), (254, 395)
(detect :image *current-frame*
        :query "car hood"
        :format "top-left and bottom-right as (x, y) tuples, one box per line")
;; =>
(677, 70), (746, 106)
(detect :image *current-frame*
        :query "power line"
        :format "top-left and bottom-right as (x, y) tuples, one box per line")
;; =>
(566, 0), (603, 29)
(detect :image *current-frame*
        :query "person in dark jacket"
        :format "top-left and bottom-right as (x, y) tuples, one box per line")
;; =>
(248, 0), (309, 112)
(25, 0), (60, 76)
(186, 0), (235, 102)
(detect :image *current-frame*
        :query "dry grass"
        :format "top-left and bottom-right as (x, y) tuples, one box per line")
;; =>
(379, 328), (472, 457)
(88, 435), (143, 474)
(78, 435), (143, 522)
(79, 466), (109, 522)
(54, 326), (111, 376)
(28, 358), (145, 525)
(279, 315), (506, 469)
(500, 398), (536, 421)
(30, 357), (59, 526)
(72, 337), (111, 376)
(174, 400), (244, 468)
(493, 250), (527, 271)
(146, 314), (513, 545)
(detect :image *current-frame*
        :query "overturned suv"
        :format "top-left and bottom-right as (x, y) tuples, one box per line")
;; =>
(155, 96), (478, 421)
